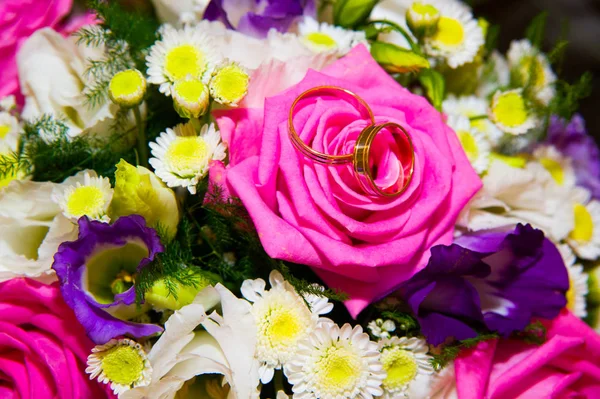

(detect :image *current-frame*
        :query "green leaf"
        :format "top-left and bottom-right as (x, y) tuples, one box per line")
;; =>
(525, 11), (548, 48)
(418, 69), (445, 110)
(333, 0), (379, 29)
(370, 41), (430, 73)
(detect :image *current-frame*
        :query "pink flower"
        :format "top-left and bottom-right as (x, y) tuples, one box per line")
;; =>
(455, 310), (600, 398)
(0, 0), (95, 102)
(0, 278), (115, 398)
(212, 45), (481, 316)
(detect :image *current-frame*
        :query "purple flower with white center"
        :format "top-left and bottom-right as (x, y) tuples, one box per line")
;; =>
(545, 114), (600, 198)
(400, 224), (569, 346)
(204, 0), (315, 38)
(52, 215), (164, 344)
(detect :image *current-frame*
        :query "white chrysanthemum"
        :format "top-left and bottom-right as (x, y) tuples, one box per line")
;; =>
(149, 122), (226, 194)
(424, 1), (484, 68)
(208, 60), (250, 106)
(51, 170), (113, 222)
(447, 114), (490, 174)
(285, 320), (385, 399)
(146, 24), (219, 95)
(86, 338), (152, 395)
(0, 111), (20, 152)
(533, 145), (576, 188)
(443, 95), (503, 146)
(378, 336), (434, 399)
(567, 195), (600, 260)
(489, 89), (538, 135)
(558, 245), (589, 318)
(507, 39), (557, 105)
(241, 270), (333, 384)
(367, 319), (396, 339)
(297, 17), (367, 56)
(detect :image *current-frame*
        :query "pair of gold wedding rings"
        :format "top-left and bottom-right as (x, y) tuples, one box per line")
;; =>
(288, 86), (415, 197)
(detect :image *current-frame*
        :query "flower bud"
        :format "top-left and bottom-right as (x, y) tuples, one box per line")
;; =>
(173, 77), (210, 118)
(108, 69), (146, 107)
(333, 0), (378, 29)
(209, 61), (249, 107)
(406, 2), (440, 39)
(145, 269), (221, 311)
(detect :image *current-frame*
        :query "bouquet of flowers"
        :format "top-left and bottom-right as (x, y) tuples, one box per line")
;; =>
(1, 0), (599, 397)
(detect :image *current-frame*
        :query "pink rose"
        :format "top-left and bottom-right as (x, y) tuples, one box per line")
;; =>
(0, 278), (115, 399)
(455, 310), (600, 398)
(0, 0), (95, 102)
(214, 45), (481, 316)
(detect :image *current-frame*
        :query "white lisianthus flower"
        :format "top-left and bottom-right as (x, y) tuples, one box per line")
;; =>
(0, 180), (78, 282)
(241, 270), (333, 384)
(285, 320), (385, 399)
(458, 159), (575, 242)
(121, 284), (261, 399)
(17, 28), (122, 139)
(150, 0), (209, 25)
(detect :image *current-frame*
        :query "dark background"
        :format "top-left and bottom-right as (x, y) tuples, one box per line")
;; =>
(471, 0), (600, 138)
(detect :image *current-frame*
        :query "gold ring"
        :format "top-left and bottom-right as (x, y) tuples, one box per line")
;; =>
(353, 122), (415, 197)
(288, 86), (415, 197)
(288, 86), (375, 165)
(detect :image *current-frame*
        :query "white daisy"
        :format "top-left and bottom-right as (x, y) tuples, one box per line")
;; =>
(146, 24), (219, 96)
(285, 320), (385, 399)
(567, 194), (600, 260)
(489, 89), (538, 135)
(507, 39), (556, 106)
(447, 114), (490, 174)
(149, 122), (226, 194)
(297, 17), (367, 56)
(476, 50), (511, 98)
(533, 145), (576, 188)
(208, 60), (250, 107)
(51, 170), (113, 222)
(240, 270), (333, 384)
(172, 76), (210, 118)
(86, 338), (152, 395)
(424, 1), (484, 68)
(558, 245), (589, 318)
(367, 318), (396, 339)
(378, 336), (434, 399)
(443, 95), (504, 146)
(0, 111), (20, 152)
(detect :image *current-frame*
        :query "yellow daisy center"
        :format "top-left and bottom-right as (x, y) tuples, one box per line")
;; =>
(304, 32), (337, 49)
(519, 56), (545, 88)
(458, 130), (479, 161)
(566, 275), (576, 312)
(109, 70), (145, 104)
(490, 152), (527, 169)
(210, 65), (249, 104)
(381, 346), (418, 391)
(165, 137), (209, 176)
(174, 79), (206, 104)
(539, 157), (565, 185)
(315, 346), (362, 393)
(164, 44), (205, 81)
(101, 345), (144, 386)
(432, 17), (464, 47)
(570, 203), (594, 242)
(492, 92), (528, 127)
(66, 186), (106, 218)
(264, 306), (304, 346)
(0, 124), (11, 139)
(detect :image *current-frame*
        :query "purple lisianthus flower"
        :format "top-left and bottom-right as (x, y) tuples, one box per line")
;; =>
(400, 224), (569, 346)
(204, 0), (315, 38)
(52, 215), (164, 344)
(546, 114), (600, 198)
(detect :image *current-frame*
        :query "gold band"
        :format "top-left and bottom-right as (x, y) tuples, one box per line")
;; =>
(288, 86), (415, 197)
(353, 122), (415, 197)
(288, 86), (375, 165)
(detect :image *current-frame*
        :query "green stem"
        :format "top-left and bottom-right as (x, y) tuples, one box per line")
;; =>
(469, 115), (489, 122)
(133, 106), (148, 167)
(367, 19), (420, 53)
